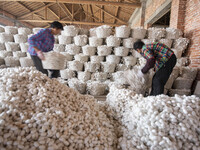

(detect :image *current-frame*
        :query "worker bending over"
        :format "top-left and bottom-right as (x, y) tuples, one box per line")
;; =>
(28, 21), (63, 78)
(133, 40), (177, 96)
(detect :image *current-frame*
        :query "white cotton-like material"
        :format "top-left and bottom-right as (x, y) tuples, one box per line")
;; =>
(0, 43), (5, 50)
(159, 39), (173, 48)
(97, 45), (112, 56)
(91, 72), (108, 82)
(168, 89), (191, 96)
(65, 44), (81, 55)
(5, 26), (18, 34)
(89, 27), (97, 37)
(96, 25), (112, 38)
(74, 35), (88, 46)
(67, 61), (84, 71)
(68, 78), (87, 94)
(82, 45), (96, 56)
(84, 62), (100, 72)
(32, 28), (43, 34)
(101, 62), (116, 73)
(172, 48), (183, 58)
(115, 25), (131, 38)
(0, 51), (13, 57)
(89, 37), (103, 47)
(0, 26), (5, 33)
(5, 42), (20, 51)
(4, 56), (20, 67)
(176, 57), (189, 67)
(172, 77), (194, 89)
(60, 69), (75, 79)
(60, 52), (73, 61)
(26, 52), (31, 58)
(19, 43), (29, 52)
(14, 34), (28, 43)
(78, 71), (91, 82)
(63, 25), (78, 36)
(166, 28), (183, 39)
(53, 44), (65, 52)
(173, 38), (190, 51)
(132, 50), (142, 58)
(0, 33), (14, 43)
(106, 55), (121, 64)
(74, 53), (89, 62)
(142, 39), (156, 45)
(19, 57), (34, 67)
(87, 81), (107, 96)
(42, 51), (66, 70)
(148, 27), (166, 40)
(106, 36), (121, 47)
(18, 27), (32, 35)
(13, 51), (27, 58)
(79, 28), (89, 35)
(180, 67), (198, 80)
(123, 38), (137, 48)
(138, 57), (146, 66)
(0, 57), (5, 65)
(123, 56), (137, 66)
(132, 27), (147, 39)
(116, 64), (131, 71)
(58, 35), (71, 44)
(112, 71), (128, 85)
(114, 47), (129, 57)
(90, 56), (104, 63)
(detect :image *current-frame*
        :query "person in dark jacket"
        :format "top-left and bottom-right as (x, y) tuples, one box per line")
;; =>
(133, 40), (177, 96)
(28, 21), (63, 78)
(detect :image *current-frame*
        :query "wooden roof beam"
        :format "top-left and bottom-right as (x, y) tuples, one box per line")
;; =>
(41, 2), (60, 19)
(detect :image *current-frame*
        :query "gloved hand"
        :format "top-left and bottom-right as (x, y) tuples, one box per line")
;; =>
(137, 70), (144, 78)
(37, 51), (45, 60)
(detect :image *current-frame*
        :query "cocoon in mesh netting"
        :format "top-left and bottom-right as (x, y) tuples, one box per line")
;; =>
(89, 37), (103, 47)
(20, 43), (29, 52)
(67, 61), (83, 71)
(115, 25), (131, 38)
(90, 56), (104, 63)
(60, 52), (73, 61)
(79, 28), (89, 35)
(14, 34), (28, 43)
(96, 25), (112, 38)
(159, 39), (173, 48)
(84, 62), (100, 72)
(148, 27), (166, 40)
(4, 56), (20, 67)
(0, 67), (118, 149)
(89, 27), (97, 37)
(68, 78), (87, 94)
(91, 72), (108, 82)
(106, 36), (121, 47)
(58, 35), (71, 44)
(97, 45), (112, 56)
(32, 28), (43, 34)
(0, 51), (13, 57)
(42, 51), (66, 70)
(0, 26), (5, 33)
(5, 42), (20, 51)
(53, 44), (65, 52)
(65, 44), (81, 55)
(173, 38), (190, 51)
(166, 27), (183, 39)
(132, 27), (147, 39)
(179, 67), (198, 80)
(0, 57), (5, 65)
(114, 47), (129, 57)
(101, 62), (116, 73)
(19, 57), (34, 67)
(18, 27), (32, 35)
(0, 43), (5, 50)
(112, 71), (128, 85)
(87, 81), (107, 96)
(106, 55), (121, 64)
(142, 39), (156, 45)
(172, 48), (183, 59)
(176, 57), (189, 67)
(13, 51), (27, 58)
(74, 53), (88, 62)
(82, 45), (96, 56)
(123, 38), (137, 48)
(60, 69), (75, 79)
(122, 56), (137, 66)
(78, 71), (91, 82)
(0, 33), (14, 43)
(74, 35), (88, 46)
(116, 64), (131, 71)
(62, 25), (78, 36)
(172, 77), (194, 90)
(5, 26), (18, 34)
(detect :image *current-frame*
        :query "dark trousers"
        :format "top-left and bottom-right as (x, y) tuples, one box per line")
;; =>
(31, 55), (60, 78)
(150, 54), (177, 96)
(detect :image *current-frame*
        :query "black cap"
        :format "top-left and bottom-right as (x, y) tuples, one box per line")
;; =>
(50, 21), (63, 30)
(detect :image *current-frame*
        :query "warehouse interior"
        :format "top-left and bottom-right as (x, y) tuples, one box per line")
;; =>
(0, 0), (200, 149)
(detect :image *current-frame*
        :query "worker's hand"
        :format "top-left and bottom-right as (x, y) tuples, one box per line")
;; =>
(137, 70), (144, 78)
(37, 51), (45, 60)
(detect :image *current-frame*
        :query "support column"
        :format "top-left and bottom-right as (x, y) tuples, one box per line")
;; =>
(140, 0), (146, 27)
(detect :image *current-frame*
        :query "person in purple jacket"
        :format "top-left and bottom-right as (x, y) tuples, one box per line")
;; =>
(28, 21), (63, 78)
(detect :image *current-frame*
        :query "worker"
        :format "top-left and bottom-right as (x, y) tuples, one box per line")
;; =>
(133, 40), (177, 96)
(28, 21), (63, 78)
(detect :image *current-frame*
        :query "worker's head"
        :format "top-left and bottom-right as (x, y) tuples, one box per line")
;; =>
(50, 21), (63, 35)
(134, 40), (145, 52)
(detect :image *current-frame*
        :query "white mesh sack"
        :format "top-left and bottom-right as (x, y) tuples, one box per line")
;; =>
(28, 34), (34, 39)
(115, 25), (131, 38)
(60, 69), (75, 79)
(180, 67), (198, 80)
(142, 39), (156, 45)
(166, 28), (183, 39)
(62, 25), (78, 36)
(0, 26), (5, 33)
(123, 38), (137, 48)
(172, 48), (183, 58)
(78, 71), (91, 82)
(176, 57), (189, 67)
(42, 51), (66, 70)
(60, 52), (73, 61)
(58, 35), (71, 44)
(89, 37), (103, 47)
(123, 56), (137, 66)
(74, 35), (88, 46)
(84, 62), (100, 72)
(53, 44), (65, 52)
(87, 81), (107, 96)
(4, 57), (20, 67)
(114, 47), (129, 56)
(0, 57), (5, 65)
(13, 51), (27, 58)
(148, 27), (166, 40)
(90, 56), (104, 63)
(106, 36), (121, 47)
(68, 78), (86, 94)
(18, 27), (32, 35)
(106, 55), (121, 64)
(82, 45), (96, 56)
(79, 28), (89, 35)
(14, 34), (28, 43)
(112, 71), (128, 85)
(0, 43), (5, 50)
(96, 25), (112, 38)
(89, 28), (97, 37)
(5, 26), (18, 34)
(101, 62), (116, 73)
(65, 44), (81, 55)
(74, 53), (89, 62)
(132, 50), (142, 57)
(19, 43), (29, 52)
(19, 57), (34, 67)
(33, 28), (43, 34)
(0, 51), (13, 57)
(0, 33), (14, 43)
(173, 38), (190, 51)
(67, 61), (83, 71)
(5, 42), (20, 51)
(116, 64), (131, 71)
(97, 45), (112, 56)
(91, 72), (108, 82)
(159, 39), (173, 48)
(132, 27), (147, 39)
